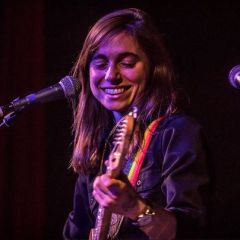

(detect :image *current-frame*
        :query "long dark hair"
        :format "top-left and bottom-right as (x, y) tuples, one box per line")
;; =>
(71, 8), (179, 174)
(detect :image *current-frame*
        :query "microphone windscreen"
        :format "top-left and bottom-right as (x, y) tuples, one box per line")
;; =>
(59, 76), (81, 99)
(228, 65), (240, 89)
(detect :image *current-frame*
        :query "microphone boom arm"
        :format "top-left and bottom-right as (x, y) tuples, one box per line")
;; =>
(0, 75), (80, 128)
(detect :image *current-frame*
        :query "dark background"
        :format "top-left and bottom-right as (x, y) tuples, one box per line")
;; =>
(0, 0), (240, 239)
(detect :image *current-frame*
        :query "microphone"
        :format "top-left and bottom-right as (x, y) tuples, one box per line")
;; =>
(0, 75), (80, 118)
(228, 65), (240, 89)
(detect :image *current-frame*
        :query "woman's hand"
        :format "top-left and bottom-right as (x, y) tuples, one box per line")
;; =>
(93, 173), (146, 220)
(93, 173), (177, 239)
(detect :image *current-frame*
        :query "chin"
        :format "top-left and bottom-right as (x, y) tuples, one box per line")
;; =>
(104, 104), (131, 114)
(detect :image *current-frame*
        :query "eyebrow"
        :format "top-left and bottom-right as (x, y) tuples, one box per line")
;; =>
(91, 52), (139, 61)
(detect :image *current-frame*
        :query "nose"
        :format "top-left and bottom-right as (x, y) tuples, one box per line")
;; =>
(105, 64), (121, 84)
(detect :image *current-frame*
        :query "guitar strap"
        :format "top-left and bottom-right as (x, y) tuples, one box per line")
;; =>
(108, 116), (165, 239)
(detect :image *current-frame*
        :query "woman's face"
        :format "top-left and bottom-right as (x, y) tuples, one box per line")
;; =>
(89, 32), (150, 114)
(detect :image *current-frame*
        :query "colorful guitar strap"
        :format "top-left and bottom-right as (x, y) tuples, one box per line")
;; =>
(108, 116), (165, 239)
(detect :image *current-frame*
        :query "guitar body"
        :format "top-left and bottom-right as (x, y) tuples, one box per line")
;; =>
(89, 209), (111, 240)
(89, 108), (137, 240)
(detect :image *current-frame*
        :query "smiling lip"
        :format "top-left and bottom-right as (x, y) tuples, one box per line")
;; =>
(101, 86), (131, 95)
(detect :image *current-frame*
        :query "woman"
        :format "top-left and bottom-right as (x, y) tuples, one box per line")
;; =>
(63, 8), (209, 239)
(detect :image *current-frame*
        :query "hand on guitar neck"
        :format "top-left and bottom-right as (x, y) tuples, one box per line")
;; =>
(92, 170), (147, 221)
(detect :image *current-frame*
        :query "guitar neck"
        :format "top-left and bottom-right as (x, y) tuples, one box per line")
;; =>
(89, 108), (137, 240)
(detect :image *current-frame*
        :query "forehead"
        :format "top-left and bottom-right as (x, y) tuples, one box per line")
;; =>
(93, 32), (146, 58)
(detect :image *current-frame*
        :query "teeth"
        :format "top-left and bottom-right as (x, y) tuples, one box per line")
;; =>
(104, 88), (125, 94)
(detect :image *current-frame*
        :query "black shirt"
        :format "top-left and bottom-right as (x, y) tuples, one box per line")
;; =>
(63, 113), (209, 239)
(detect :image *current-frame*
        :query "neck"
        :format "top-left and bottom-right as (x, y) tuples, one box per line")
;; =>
(112, 111), (124, 122)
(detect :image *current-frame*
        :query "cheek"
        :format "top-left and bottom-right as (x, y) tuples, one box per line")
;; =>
(124, 70), (148, 89)
(89, 68), (100, 90)
(123, 71), (142, 84)
(89, 67), (95, 81)
(125, 62), (149, 84)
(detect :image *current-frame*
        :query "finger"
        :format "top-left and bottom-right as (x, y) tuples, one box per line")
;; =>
(94, 175), (118, 198)
(93, 188), (117, 207)
(93, 175), (110, 196)
(104, 160), (109, 167)
(101, 174), (126, 198)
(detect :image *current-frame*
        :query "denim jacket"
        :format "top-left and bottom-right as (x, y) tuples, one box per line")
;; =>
(63, 113), (209, 239)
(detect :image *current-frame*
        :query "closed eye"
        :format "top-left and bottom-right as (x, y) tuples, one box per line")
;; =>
(120, 62), (136, 68)
(119, 54), (138, 69)
(91, 60), (108, 70)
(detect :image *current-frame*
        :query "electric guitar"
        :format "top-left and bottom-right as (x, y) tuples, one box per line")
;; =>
(89, 108), (137, 240)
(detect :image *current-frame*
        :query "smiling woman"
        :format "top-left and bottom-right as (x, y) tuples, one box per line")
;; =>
(89, 32), (150, 115)
(63, 8), (209, 240)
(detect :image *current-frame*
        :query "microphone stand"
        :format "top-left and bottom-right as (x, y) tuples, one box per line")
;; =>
(0, 111), (20, 129)
(0, 96), (29, 129)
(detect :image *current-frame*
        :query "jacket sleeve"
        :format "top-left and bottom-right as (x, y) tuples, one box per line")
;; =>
(63, 174), (93, 240)
(160, 115), (210, 237)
